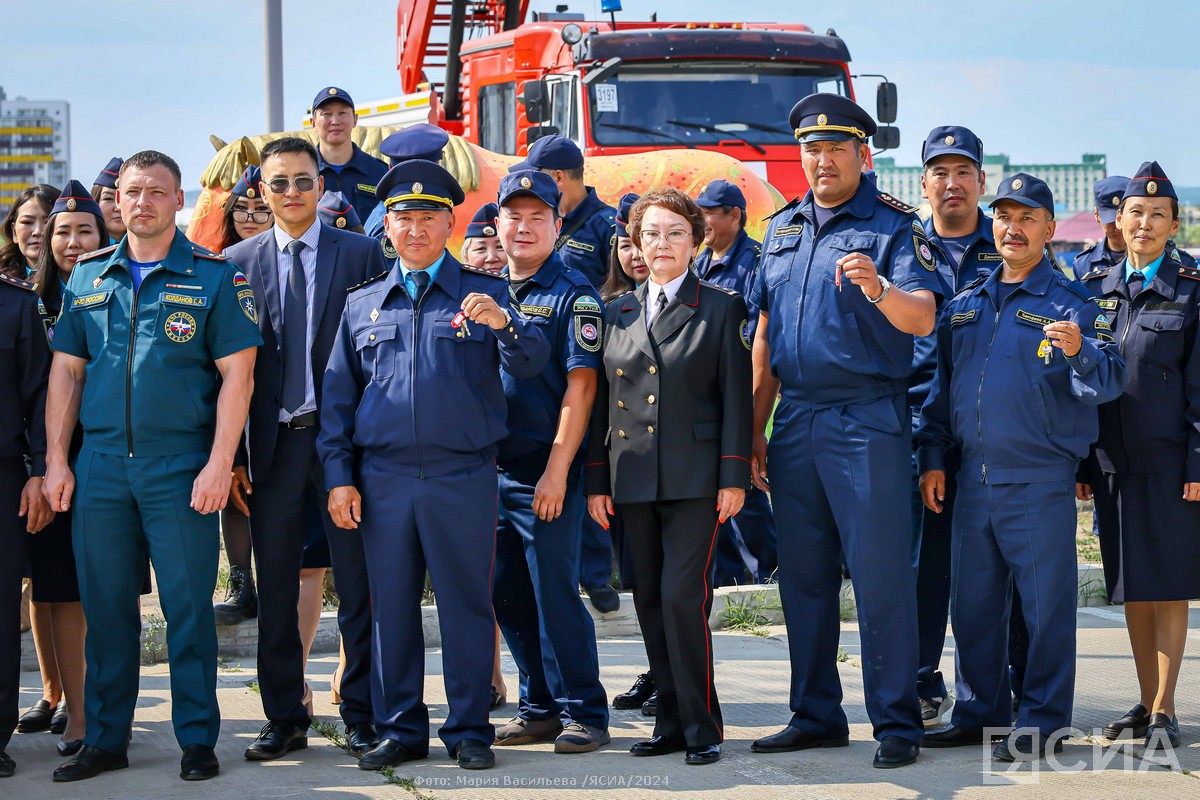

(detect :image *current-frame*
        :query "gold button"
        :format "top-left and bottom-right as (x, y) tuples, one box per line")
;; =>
(513, 333), (518, 339)
(647, 394), (656, 404)
(618, 430), (626, 438)
(617, 400), (625, 409)
(648, 366), (657, 374)
(647, 425), (654, 434)
(616, 368), (624, 376)
(456, 331), (463, 338)
(369, 334), (376, 341)
(508, 326), (515, 333)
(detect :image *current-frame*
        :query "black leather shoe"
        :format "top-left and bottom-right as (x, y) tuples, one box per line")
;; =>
(453, 739), (495, 770)
(57, 738), (84, 756)
(1145, 713), (1181, 749)
(358, 739), (426, 770)
(1103, 704), (1150, 740)
(923, 726), (986, 748)
(873, 736), (919, 768)
(685, 744), (721, 765)
(992, 733), (1063, 762)
(16, 700), (53, 733)
(613, 672), (655, 709)
(585, 584), (620, 614)
(0, 750), (14, 778)
(49, 701), (68, 735)
(346, 722), (379, 756)
(244, 721), (308, 761)
(630, 735), (686, 757)
(641, 690), (658, 716)
(751, 726), (849, 753)
(214, 565), (258, 625)
(180, 744), (219, 781)
(52, 745), (129, 782)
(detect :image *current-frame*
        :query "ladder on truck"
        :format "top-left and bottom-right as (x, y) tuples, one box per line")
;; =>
(396, 0), (529, 119)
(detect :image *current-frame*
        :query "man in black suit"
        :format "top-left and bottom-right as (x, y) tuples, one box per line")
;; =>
(224, 137), (385, 761)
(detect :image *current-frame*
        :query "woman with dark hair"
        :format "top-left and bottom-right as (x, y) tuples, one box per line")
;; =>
(89, 157), (125, 240)
(0, 184), (61, 279)
(218, 166), (274, 253)
(600, 193), (644, 303)
(459, 202), (505, 273)
(586, 187), (752, 765)
(21, 181), (110, 756)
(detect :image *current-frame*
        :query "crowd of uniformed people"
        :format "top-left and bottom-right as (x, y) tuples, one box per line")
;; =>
(0, 82), (1196, 784)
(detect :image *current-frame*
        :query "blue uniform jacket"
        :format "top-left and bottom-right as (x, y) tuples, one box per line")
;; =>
(917, 257), (1126, 485)
(694, 228), (763, 336)
(0, 272), (50, 473)
(1079, 245), (1200, 480)
(318, 253), (550, 485)
(749, 179), (946, 407)
(557, 188), (617, 289)
(1072, 239), (1124, 281)
(499, 253), (602, 464)
(909, 211), (1001, 410)
(52, 232), (263, 458)
(318, 144), (389, 223)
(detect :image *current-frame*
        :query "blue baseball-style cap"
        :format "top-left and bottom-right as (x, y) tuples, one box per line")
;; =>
(318, 191), (362, 229)
(789, 93), (877, 143)
(50, 180), (103, 218)
(231, 166), (263, 199)
(380, 123), (449, 166)
(921, 125), (983, 166)
(990, 172), (1054, 214)
(1123, 161), (1177, 202)
(511, 134), (585, 171)
(498, 169), (562, 210)
(312, 86), (354, 112)
(93, 157), (123, 189)
(1093, 175), (1129, 223)
(695, 180), (746, 211)
(465, 203), (499, 238)
(614, 192), (639, 239)
(376, 160), (465, 211)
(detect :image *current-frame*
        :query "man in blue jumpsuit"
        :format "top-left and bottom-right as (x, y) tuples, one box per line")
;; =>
(317, 160), (549, 771)
(1072, 176), (1130, 278)
(310, 86), (389, 221)
(692, 180), (778, 587)
(918, 173), (1125, 760)
(749, 94), (943, 769)
(43, 151), (261, 782)
(489, 169), (610, 753)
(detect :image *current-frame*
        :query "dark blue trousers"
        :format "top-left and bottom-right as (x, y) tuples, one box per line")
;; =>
(769, 396), (923, 743)
(493, 455), (607, 729)
(949, 476), (1076, 735)
(578, 514), (614, 589)
(712, 485), (778, 586)
(0, 458), (29, 751)
(358, 457), (496, 755)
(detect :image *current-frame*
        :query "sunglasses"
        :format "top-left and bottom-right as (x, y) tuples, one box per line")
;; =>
(264, 177), (318, 194)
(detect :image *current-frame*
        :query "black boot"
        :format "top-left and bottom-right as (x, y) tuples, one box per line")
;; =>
(214, 566), (258, 625)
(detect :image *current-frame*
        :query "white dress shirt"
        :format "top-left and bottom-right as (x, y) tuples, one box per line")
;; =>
(645, 270), (689, 331)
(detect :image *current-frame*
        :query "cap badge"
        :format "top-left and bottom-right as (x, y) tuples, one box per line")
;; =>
(328, 88), (338, 95)
(944, 135), (955, 145)
(816, 113), (828, 126)
(66, 197), (76, 211)
(519, 176), (532, 189)
(113, 178), (119, 189)
(1112, 196), (1120, 206)
(1011, 178), (1023, 191)
(412, 181), (423, 194)
(700, 184), (709, 193)
(336, 216), (347, 228)
(1147, 180), (1158, 195)
(483, 225), (496, 236)
(246, 187), (256, 198)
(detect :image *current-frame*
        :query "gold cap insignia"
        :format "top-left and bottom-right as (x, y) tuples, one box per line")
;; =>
(944, 135), (955, 145)
(700, 184), (709, 193)
(1011, 178), (1023, 191)
(412, 181), (423, 194)
(336, 216), (346, 228)
(1112, 196), (1120, 206)
(66, 198), (76, 211)
(1148, 180), (1158, 195)
(114, 178), (119, 189)
(483, 225), (495, 236)
(816, 113), (828, 126)
(246, 187), (255, 198)
(328, 88), (338, 95)
(519, 176), (532, 189)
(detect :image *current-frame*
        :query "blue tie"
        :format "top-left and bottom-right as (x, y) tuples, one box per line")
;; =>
(282, 239), (307, 415)
(411, 269), (430, 304)
(1128, 270), (1145, 295)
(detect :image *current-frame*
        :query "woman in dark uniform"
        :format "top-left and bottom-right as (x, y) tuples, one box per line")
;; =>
(586, 188), (752, 765)
(26, 181), (111, 755)
(1078, 162), (1200, 750)
(0, 184), (60, 280)
(89, 157), (125, 241)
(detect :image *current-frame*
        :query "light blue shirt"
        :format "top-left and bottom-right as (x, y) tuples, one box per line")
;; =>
(401, 251), (447, 302)
(274, 218), (322, 420)
(1125, 252), (1165, 285)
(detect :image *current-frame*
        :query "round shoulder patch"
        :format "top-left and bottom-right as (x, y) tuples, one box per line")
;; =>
(740, 319), (752, 351)
(914, 235), (937, 271)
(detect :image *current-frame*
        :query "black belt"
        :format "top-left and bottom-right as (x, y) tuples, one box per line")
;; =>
(283, 411), (319, 430)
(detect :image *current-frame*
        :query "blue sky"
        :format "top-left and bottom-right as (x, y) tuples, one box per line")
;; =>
(5, 0), (1198, 190)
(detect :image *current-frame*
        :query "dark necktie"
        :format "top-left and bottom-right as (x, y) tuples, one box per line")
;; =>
(1127, 270), (1145, 295)
(411, 269), (430, 304)
(650, 290), (669, 335)
(281, 239), (307, 415)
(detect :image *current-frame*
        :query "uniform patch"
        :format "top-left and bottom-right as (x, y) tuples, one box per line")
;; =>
(773, 224), (804, 237)
(572, 295), (602, 314)
(1170, 248), (1182, 263)
(92, 277), (103, 289)
(575, 316), (602, 352)
(161, 292), (209, 308)
(1096, 332), (1115, 343)
(877, 192), (917, 214)
(1093, 313), (1112, 332)
(70, 291), (110, 309)
(914, 235), (937, 271)
(566, 239), (595, 253)
(977, 252), (1004, 262)
(232, 271), (249, 287)
(357, 183), (376, 195)
(382, 237), (398, 260)
(949, 309), (977, 325)
(740, 319), (752, 351)
(237, 289), (257, 324)
(165, 283), (203, 290)
(1015, 309), (1056, 328)
(1095, 298), (1118, 310)
(165, 311), (197, 343)
(520, 304), (553, 319)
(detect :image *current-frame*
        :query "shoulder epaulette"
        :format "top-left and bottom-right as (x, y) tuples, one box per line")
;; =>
(460, 262), (504, 278)
(1178, 264), (1200, 282)
(191, 244), (227, 261)
(1080, 265), (1112, 282)
(0, 270), (35, 292)
(699, 280), (740, 297)
(764, 198), (801, 221)
(77, 244), (118, 263)
(877, 192), (918, 214)
(955, 275), (988, 297)
(348, 271), (388, 292)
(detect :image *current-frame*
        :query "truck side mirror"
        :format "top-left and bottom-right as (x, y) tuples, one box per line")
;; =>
(873, 126), (900, 151)
(527, 125), (561, 146)
(521, 80), (550, 124)
(876, 82), (898, 124)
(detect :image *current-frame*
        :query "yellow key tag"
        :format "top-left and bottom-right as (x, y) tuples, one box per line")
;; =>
(1037, 338), (1053, 365)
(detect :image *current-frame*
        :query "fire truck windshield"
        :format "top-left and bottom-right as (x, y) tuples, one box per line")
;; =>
(587, 62), (849, 148)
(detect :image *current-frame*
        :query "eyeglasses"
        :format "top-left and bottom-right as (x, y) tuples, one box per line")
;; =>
(265, 176), (318, 194)
(638, 229), (692, 246)
(232, 210), (273, 224)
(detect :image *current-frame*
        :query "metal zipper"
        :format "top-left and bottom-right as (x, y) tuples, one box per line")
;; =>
(975, 301), (1003, 483)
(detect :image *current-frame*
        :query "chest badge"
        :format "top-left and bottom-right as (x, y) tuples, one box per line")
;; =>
(165, 311), (197, 343)
(1037, 337), (1053, 365)
(369, 308), (380, 323)
(92, 277), (103, 289)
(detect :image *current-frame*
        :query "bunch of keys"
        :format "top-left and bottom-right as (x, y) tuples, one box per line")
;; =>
(452, 310), (471, 336)
(1037, 337), (1053, 365)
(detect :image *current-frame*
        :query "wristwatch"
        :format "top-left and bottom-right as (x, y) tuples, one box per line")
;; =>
(498, 307), (513, 329)
(867, 275), (891, 305)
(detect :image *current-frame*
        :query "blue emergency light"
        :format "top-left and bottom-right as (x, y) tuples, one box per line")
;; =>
(601, 0), (622, 12)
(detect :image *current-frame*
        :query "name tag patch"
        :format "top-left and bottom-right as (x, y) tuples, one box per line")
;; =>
(70, 291), (110, 310)
(977, 253), (1004, 262)
(773, 225), (804, 237)
(1015, 309), (1055, 328)
(520, 304), (553, 319)
(161, 292), (209, 308)
(566, 239), (595, 253)
(357, 183), (376, 195)
(1095, 298), (1118, 310)
(949, 309), (977, 325)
